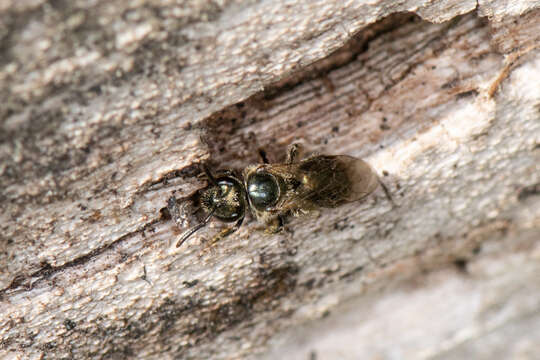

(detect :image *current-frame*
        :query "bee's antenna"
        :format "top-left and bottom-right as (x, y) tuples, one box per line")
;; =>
(176, 207), (216, 248)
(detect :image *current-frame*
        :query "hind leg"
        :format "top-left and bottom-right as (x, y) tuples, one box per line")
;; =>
(286, 143), (305, 164)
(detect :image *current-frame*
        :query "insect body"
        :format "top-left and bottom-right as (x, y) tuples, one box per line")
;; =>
(244, 153), (379, 232)
(169, 144), (381, 247)
(171, 170), (247, 248)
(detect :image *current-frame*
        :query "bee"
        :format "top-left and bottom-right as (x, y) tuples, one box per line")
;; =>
(168, 144), (383, 248)
(168, 168), (248, 248)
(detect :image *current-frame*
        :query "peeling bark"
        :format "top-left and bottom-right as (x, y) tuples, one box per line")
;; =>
(1, 1), (539, 359)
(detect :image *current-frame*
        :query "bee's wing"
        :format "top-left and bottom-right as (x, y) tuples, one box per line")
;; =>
(275, 155), (379, 210)
(332, 155), (379, 202)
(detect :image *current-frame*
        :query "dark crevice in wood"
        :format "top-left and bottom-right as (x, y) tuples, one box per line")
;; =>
(259, 13), (422, 102)
(201, 12), (488, 167)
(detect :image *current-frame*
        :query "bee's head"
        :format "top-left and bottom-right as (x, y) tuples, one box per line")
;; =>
(200, 175), (246, 222)
(175, 170), (247, 248)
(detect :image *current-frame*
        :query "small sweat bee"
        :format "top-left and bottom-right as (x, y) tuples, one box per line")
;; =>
(168, 144), (383, 248)
(168, 168), (248, 248)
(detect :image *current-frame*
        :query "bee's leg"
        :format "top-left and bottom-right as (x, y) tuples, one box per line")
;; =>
(272, 215), (297, 254)
(265, 215), (285, 234)
(258, 148), (269, 164)
(176, 207), (216, 248)
(245, 131), (270, 164)
(286, 143), (304, 164)
(209, 215), (245, 246)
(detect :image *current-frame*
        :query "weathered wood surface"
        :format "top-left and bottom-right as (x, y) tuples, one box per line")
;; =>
(1, 0), (539, 359)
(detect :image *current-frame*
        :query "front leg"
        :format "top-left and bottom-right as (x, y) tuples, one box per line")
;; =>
(258, 148), (269, 164)
(208, 215), (245, 246)
(246, 131), (271, 164)
(199, 215), (245, 255)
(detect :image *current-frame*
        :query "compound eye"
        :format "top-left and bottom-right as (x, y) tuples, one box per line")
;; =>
(247, 172), (279, 210)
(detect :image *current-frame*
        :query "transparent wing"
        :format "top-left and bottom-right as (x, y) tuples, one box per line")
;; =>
(276, 155), (379, 210)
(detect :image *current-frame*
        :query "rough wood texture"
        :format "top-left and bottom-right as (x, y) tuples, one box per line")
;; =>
(1, 0), (539, 359)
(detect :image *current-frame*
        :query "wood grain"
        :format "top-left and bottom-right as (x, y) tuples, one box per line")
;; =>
(1, 1), (539, 359)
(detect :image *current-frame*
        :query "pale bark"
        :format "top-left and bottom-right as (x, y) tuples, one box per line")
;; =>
(0, 0), (539, 359)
